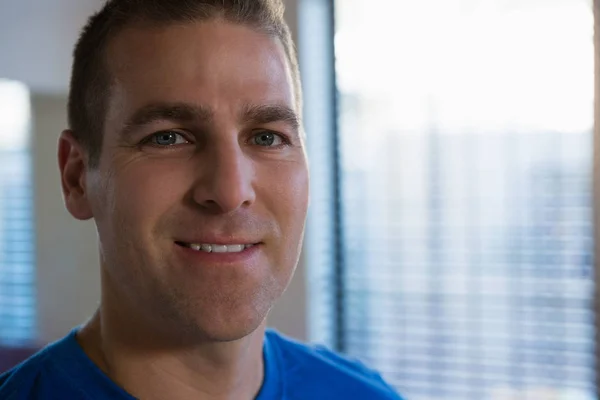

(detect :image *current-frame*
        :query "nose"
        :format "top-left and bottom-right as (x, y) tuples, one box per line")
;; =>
(192, 139), (256, 214)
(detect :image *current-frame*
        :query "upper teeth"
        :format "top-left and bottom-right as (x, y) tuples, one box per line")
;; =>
(187, 243), (253, 253)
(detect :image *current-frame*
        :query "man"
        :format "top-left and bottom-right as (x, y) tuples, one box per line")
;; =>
(0, 1), (402, 399)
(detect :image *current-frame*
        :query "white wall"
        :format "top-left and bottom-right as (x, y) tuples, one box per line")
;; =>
(24, 0), (308, 345)
(0, 0), (103, 94)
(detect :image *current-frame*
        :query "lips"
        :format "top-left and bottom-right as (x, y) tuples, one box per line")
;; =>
(175, 242), (256, 253)
(173, 239), (262, 266)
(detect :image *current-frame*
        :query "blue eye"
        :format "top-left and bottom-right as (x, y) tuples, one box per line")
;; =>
(253, 131), (283, 147)
(150, 131), (188, 146)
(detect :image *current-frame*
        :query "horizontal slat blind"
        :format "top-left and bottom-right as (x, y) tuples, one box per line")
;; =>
(0, 80), (35, 346)
(329, 1), (596, 399)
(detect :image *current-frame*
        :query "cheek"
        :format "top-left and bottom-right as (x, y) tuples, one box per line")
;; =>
(261, 161), (309, 240)
(100, 161), (189, 233)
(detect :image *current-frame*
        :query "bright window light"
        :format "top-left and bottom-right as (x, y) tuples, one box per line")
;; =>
(0, 79), (31, 151)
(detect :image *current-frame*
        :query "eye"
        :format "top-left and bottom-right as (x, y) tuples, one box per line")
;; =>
(252, 131), (285, 147)
(148, 131), (189, 146)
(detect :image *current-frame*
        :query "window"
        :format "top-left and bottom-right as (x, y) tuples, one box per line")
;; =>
(0, 80), (35, 346)
(305, 0), (596, 399)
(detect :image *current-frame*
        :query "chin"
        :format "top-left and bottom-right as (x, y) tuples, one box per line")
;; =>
(184, 309), (268, 343)
(163, 294), (273, 344)
(150, 265), (285, 344)
(200, 319), (265, 343)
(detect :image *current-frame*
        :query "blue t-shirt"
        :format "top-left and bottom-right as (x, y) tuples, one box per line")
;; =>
(0, 329), (403, 399)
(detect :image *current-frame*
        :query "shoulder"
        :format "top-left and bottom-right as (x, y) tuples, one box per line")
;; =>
(0, 332), (90, 400)
(0, 346), (53, 400)
(265, 330), (404, 400)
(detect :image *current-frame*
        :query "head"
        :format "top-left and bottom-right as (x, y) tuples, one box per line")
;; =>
(58, 0), (309, 344)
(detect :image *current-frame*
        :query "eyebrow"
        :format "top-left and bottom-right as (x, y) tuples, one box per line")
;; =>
(120, 102), (213, 137)
(241, 104), (301, 134)
(120, 101), (301, 137)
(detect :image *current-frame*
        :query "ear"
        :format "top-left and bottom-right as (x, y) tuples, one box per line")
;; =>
(58, 130), (94, 220)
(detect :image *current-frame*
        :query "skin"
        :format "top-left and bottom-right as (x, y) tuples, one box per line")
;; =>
(58, 19), (309, 400)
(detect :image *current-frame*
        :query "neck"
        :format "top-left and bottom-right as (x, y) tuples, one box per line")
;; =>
(77, 305), (266, 400)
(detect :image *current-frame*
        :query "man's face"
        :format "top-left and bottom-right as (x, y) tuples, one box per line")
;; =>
(84, 20), (309, 341)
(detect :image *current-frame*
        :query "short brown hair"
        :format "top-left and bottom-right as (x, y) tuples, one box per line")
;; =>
(68, 0), (302, 167)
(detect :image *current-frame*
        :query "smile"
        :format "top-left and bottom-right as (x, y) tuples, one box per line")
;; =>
(176, 242), (255, 253)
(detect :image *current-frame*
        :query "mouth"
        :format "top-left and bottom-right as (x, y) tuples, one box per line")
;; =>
(175, 241), (258, 254)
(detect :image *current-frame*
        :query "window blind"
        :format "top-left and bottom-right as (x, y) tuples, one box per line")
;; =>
(306, 0), (596, 399)
(0, 80), (35, 346)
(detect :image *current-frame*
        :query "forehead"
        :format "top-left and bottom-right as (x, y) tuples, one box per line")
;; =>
(104, 20), (296, 122)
